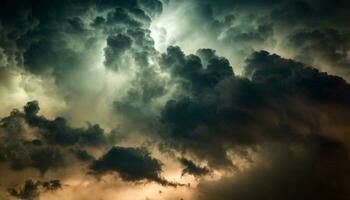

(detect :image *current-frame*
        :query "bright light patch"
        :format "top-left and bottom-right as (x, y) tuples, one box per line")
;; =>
(150, 3), (190, 52)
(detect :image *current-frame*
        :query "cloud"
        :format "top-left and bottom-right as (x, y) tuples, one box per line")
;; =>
(22, 101), (118, 147)
(69, 148), (95, 162)
(8, 179), (61, 200)
(197, 137), (350, 200)
(0, 101), (118, 174)
(104, 34), (133, 71)
(0, 0), (165, 128)
(287, 28), (350, 78)
(179, 158), (209, 177)
(89, 146), (179, 186)
(159, 48), (350, 174)
(1, 0), (350, 199)
(159, 46), (233, 94)
(156, 0), (350, 79)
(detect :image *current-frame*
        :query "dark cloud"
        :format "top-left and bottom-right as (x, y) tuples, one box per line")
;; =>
(160, 0), (350, 80)
(29, 147), (65, 174)
(193, 0), (350, 26)
(113, 68), (166, 121)
(8, 179), (61, 200)
(69, 148), (95, 162)
(288, 28), (350, 78)
(89, 146), (178, 186)
(0, 101), (118, 173)
(0, 135), (65, 174)
(1, 0), (350, 199)
(222, 23), (274, 45)
(0, 0), (164, 102)
(93, 1), (161, 78)
(104, 34), (133, 71)
(8, 180), (40, 200)
(269, 0), (350, 27)
(89, 1), (168, 123)
(244, 50), (350, 104)
(139, 0), (163, 17)
(179, 158), (209, 177)
(159, 46), (233, 94)
(198, 138), (350, 200)
(159, 48), (350, 177)
(22, 101), (118, 147)
(0, 0), (165, 129)
(1, 0), (167, 179)
(0, 0), (92, 77)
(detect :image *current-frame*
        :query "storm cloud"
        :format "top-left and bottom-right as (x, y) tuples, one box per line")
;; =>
(160, 49), (350, 166)
(89, 146), (178, 186)
(1, 0), (350, 199)
(158, 49), (350, 199)
(0, 101), (116, 174)
(155, 0), (350, 79)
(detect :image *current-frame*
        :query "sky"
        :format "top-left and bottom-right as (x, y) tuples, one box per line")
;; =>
(0, 0), (350, 199)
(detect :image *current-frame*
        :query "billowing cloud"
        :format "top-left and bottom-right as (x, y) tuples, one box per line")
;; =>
(157, 48), (350, 199)
(160, 49), (350, 166)
(154, 0), (350, 79)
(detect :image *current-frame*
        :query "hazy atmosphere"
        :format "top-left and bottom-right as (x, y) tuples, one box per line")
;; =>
(0, 0), (350, 199)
